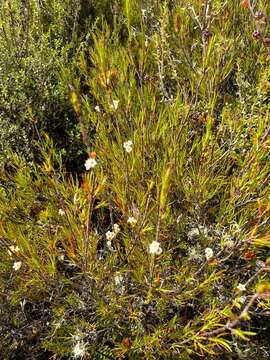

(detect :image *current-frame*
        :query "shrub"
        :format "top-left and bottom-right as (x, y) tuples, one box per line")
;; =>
(0, 0), (123, 171)
(0, 0), (270, 359)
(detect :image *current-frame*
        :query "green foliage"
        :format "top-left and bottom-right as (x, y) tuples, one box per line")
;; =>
(0, 0), (123, 171)
(1, 0), (270, 359)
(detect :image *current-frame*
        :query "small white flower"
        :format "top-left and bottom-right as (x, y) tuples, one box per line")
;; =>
(205, 247), (214, 261)
(13, 261), (22, 271)
(8, 245), (20, 256)
(237, 283), (246, 292)
(84, 158), (97, 170)
(72, 341), (87, 358)
(94, 105), (101, 112)
(106, 231), (115, 241)
(113, 223), (120, 234)
(107, 240), (113, 251)
(149, 240), (162, 255)
(110, 99), (119, 110)
(58, 209), (65, 216)
(127, 216), (137, 227)
(123, 140), (133, 153)
(239, 295), (247, 304)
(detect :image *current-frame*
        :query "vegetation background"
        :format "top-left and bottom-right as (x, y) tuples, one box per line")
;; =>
(0, 0), (270, 359)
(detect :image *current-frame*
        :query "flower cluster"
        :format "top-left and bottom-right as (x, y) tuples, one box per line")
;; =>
(106, 224), (120, 250)
(123, 140), (133, 153)
(149, 240), (162, 255)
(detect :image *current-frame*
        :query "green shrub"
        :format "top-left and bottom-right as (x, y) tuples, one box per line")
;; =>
(1, 0), (270, 359)
(0, 0), (124, 171)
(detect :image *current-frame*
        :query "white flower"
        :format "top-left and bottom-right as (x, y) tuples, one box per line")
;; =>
(113, 223), (120, 234)
(72, 341), (87, 359)
(107, 240), (113, 251)
(58, 209), (65, 216)
(111, 99), (119, 110)
(123, 140), (133, 153)
(106, 224), (120, 245)
(84, 158), (97, 170)
(106, 231), (115, 241)
(237, 283), (246, 292)
(127, 216), (137, 227)
(8, 245), (20, 256)
(205, 247), (214, 261)
(94, 105), (101, 112)
(149, 240), (162, 255)
(13, 261), (22, 271)
(239, 295), (247, 304)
